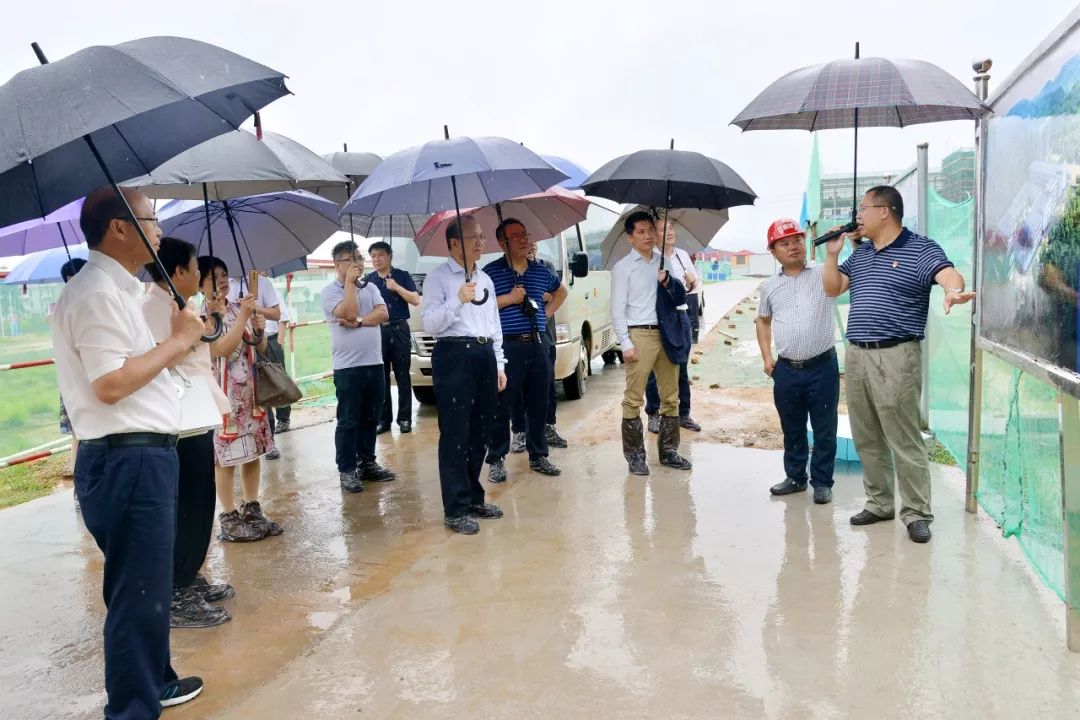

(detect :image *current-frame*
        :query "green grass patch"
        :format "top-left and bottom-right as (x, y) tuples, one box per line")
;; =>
(0, 455), (66, 508)
(927, 436), (958, 467)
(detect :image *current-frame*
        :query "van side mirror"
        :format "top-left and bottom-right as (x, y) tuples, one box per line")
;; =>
(570, 252), (589, 279)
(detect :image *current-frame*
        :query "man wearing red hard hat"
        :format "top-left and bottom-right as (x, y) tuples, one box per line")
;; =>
(756, 218), (840, 505)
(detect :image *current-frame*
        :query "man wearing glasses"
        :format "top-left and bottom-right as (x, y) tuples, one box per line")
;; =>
(421, 216), (507, 535)
(823, 186), (975, 543)
(484, 218), (567, 482)
(322, 241), (396, 493)
(52, 187), (209, 714)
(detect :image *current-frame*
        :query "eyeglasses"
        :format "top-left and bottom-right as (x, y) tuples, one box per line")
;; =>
(857, 205), (892, 212)
(463, 233), (486, 242)
(116, 215), (160, 225)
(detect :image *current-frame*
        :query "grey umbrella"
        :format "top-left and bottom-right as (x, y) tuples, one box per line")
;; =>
(1, 36), (287, 332)
(601, 205), (728, 269)
(731, 43), (986, 237)
(128, 125), (349, 201)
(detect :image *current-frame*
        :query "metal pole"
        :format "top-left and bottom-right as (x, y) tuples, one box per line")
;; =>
(1059, 392), (1080, 650)
(917, 143), (931, 430)
(966, 62), (991, 514)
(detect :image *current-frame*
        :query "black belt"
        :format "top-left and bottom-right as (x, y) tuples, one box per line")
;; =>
(504, 333), (539, 342)
(437, 336), (492, 345)
(629, 324), (659, 330)
(778, 348), (836, 370)
(82, 432), (179, 449)
(849, 337), (920, 350)
(381, 319), (409, 327)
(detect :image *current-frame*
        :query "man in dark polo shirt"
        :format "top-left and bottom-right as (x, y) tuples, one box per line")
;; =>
(484, 218), (567, 482)
(366, 241), (420, 434)
(823, 186), (975, 543)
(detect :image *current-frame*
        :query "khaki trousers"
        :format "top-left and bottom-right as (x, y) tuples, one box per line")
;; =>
(846, 342), (933, 525)
(622, 328), (679, 419)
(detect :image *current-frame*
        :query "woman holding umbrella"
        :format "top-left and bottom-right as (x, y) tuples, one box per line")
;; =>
(198, 257), (283, 543)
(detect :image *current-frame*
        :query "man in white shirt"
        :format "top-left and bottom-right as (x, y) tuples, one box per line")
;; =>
(52, 187), (208, 716)
(229, 272), (292, 444)
(645, 222), (702, 433)
(610, 211), (693, 476)
(421, 216), (508, 535)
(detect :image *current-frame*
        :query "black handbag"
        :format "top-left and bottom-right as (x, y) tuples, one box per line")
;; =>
(254, 359), (302, 408)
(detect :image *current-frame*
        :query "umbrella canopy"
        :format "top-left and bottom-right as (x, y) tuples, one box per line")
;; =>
(581, 149), (757, 211)
(318, 151), (383, 204)
(341, 136), (568, 217)
(414, 185), (591, 256)
(268, 255), (307, 278)
(127, 129), (348, 201)
(601, 206), (728, 269)
(158, 190), (340, 277)
(730, 56), (986, 131)
(341, 213), (433, 239)
(541, 155), (591, 191)
(0, 36), (289, 228)
(3, 243), (89, 285)
(0, 198), (84, 256)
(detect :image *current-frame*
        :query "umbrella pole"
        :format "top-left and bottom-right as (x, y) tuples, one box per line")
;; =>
(202, 183), (218, 302)
(444, 124), (489, 305)
(852, 42), (860, 225)
(56, 224), (72, 261)
(223, 201), (263, 345)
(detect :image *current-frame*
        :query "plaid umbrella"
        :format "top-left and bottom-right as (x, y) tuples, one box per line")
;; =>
(731, 44), (986, 232)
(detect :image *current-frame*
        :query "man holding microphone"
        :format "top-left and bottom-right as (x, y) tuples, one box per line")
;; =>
(822, 186), (975, 543)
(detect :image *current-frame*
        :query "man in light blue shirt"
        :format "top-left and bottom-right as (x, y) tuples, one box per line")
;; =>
(610, 211), (692, 476)
(421, 216), (508, 535)
(322, 240), (395, 493)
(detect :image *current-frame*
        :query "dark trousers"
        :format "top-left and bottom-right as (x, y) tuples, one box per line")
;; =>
(511, 331), (557, 431)
(379, 321), (413, 426)
(686, 294), (701, 343)
(645, 362), (691, 416)
(263, 333), (292, 429)
(76, 443), (179, 720)
(490, 338), (552, 462)
(433, 340), (498, 518)
(173, 431), (216, 589)
(772, 351), (840, 488)
(333, 365), (384, 473)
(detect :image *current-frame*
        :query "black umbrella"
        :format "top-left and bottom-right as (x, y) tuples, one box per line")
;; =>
(580, 141), (756, 268)
(731, 43), (986, 244)
(0, 37), (288, 333)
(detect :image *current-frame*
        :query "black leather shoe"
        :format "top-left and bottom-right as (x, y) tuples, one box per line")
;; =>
(813, 486), (833, 504)
(769, 478), (807, 496)
(679, 415), (702, 432)
(488, 460), (507, 483)
(398, 421), (412, 434)
(339, 471), (364, 493)
(445, 515), (480, 534)
(850, 509), (894, 525)
(361, 461), (396, 482)
(907, 520), (932, 543)
(375, 424), (391, 435)
(647, 413), (660, 434)
(469, 503), (504, 519)
(529, 457), (561, 476)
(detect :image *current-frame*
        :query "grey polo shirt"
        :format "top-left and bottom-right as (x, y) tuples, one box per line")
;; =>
(758, 263), (836, 362)
(321, 280), (385, 370)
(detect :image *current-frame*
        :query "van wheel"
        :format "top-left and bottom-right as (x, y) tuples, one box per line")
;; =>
(413, 386), (437, 406)
(562, 343), (588, 400)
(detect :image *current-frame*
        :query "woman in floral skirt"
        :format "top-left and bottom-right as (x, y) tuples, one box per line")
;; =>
(198, 257), (283, 542)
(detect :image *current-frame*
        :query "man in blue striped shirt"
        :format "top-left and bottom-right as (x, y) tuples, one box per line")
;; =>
(823, 186), (975, 543)
(484, 218), (568, 481)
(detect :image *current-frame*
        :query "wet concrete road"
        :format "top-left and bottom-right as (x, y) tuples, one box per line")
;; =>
(3, 283), (1079, 719)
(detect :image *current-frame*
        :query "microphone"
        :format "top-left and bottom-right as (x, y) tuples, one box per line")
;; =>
(812, 221), (860, 247)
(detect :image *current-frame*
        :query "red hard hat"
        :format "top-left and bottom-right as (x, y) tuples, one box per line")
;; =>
(766, 218), (806, 248)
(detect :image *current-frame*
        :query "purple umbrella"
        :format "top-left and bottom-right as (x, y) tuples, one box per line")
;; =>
(0, 198), (85, 257)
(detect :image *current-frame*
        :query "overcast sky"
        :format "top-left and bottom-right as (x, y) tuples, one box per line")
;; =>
(2, 0), (1077, 260)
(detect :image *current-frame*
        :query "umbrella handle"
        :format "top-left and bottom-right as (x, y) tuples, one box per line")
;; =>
(243, 328), (265, 346)
(471, 288), (490, 306)
(201, 312), (224, 343)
